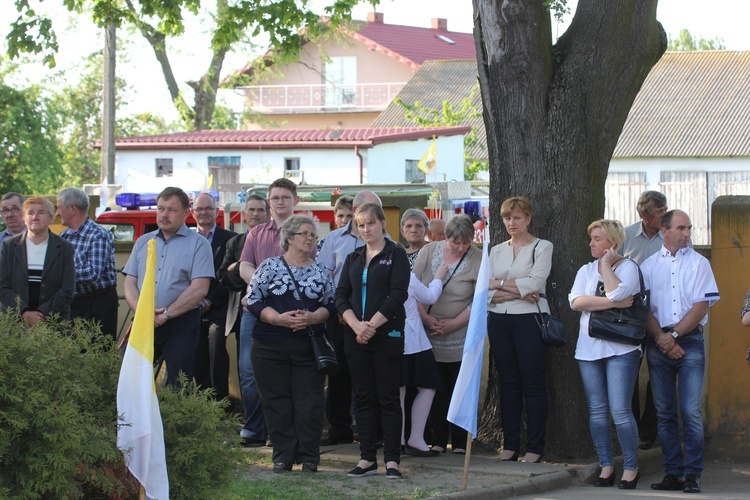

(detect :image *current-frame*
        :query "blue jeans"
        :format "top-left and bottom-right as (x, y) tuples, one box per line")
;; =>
(578, 350), (640, 471)
(238, 310), (267, 440)
(647, 334), (706, 477)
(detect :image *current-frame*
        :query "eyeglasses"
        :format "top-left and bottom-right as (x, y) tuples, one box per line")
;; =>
(193, 206), (216, 213)
(292, 232), (318, 240)
(1, 207), (21, 215)
(269, 196), (293, 202)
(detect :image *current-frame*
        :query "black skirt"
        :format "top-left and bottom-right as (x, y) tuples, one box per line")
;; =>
(401, 349), (442, 390)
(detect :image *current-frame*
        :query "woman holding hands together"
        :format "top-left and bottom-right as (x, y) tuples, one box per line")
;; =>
(335, 203), (410, 479)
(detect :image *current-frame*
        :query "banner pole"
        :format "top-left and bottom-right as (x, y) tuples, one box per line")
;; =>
(461, 432), (473, 490)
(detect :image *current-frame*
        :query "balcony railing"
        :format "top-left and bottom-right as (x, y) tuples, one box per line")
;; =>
(238, 82), (407, 114)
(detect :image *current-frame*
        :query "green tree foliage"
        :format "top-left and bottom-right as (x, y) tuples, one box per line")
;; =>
(7, 0), (380, 130)
(668, 28), (726, 51)
(395, 84), (488, 180)
(0, 311), (244, 498)
(0, 77), (65, 194)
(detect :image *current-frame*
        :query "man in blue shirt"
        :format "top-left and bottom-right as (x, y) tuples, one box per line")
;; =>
(0, 193), (26, 243)
(123, 187), (214, 387)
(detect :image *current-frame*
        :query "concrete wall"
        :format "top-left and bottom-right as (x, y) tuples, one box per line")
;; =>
(705, 195), (750, 459)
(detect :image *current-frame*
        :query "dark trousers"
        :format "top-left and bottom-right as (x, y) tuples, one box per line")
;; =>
(488, 312), (548, 454)
(71, 287), (119, 342)
(345, 332), (403, 464)
(252, 338), (325, 465)
(155, 308), (201, 387)
(194, 320), (230, 400)
(428, 361), (467, 450)
(324, 316), (353, 440)
(634, 348), (659, 443)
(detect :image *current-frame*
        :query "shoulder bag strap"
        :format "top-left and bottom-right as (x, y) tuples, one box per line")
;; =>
(532, 239), (562, 317)
(427, 247), (469, 314)
(280, 256), (310, 311)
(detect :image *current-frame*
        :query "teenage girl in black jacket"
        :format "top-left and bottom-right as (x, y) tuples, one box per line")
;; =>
(335, 203), (410, 479)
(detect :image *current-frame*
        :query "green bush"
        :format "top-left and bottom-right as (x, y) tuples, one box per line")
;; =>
(0, 311), (244, 499)
(159, 376), (245, 500)
(0, 313), (127, 498)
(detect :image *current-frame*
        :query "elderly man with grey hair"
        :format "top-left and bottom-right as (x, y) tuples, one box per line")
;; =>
(57, 187), (119, 340)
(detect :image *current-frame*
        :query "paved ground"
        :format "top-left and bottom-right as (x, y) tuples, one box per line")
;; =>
(249, 442), (750, 499)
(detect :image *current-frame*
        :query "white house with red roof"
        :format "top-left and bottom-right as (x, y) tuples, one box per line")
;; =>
(234, 12), (475, 130)
(108, 126), (470, 203)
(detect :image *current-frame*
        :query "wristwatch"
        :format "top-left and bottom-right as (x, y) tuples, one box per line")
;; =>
(163, 307), (171, 320)
(668, 328), (679, 339)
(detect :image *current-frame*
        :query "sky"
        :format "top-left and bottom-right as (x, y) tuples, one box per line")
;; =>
(2, 0), (749, 123)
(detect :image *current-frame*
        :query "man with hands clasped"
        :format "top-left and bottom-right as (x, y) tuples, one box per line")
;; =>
(640, 209), (719, 494)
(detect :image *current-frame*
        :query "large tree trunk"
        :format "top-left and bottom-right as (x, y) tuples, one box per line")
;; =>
(473, 0), (666, 459)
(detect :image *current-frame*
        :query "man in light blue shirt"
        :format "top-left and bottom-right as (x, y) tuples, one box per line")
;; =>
(0, 193), (26, 243)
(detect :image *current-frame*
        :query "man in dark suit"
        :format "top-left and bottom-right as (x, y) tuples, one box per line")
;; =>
(192, 193), (235, 400)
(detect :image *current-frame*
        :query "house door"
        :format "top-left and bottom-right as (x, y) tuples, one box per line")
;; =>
(208, 156), (241, 206)
(324, 56), (357, 108)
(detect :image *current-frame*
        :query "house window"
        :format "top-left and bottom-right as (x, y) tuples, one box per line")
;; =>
(155, 158), (173, 177)
(405, 160), (425, 183)
(284, 158), (300, 173)
(324, 56), (357, 107)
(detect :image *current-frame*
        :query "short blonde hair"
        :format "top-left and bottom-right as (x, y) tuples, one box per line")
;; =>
(500, 196), (532, 219)
(587, 219), (625, 250)
(23, 197), (55, 218)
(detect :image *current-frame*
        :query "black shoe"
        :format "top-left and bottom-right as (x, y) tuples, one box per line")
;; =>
(500, 452), (519, 462)
(651, 473), (685, 491)
(594, 469), (616, 487)
(347, 462), (377, 477)
(683, 473), (701, 493)
(242, 438), (267, 447)
(405, 445), (439, 457)
(301, 462), (318, 473)
(638, 438), (653, 450)
(273, 462), (293, 473)
(320, 435), (353, 446)
(385, 467), (402, 479)
(618, 472), (640, 490)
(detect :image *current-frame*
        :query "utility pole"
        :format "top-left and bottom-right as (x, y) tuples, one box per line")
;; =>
(101, 23), (116, 186)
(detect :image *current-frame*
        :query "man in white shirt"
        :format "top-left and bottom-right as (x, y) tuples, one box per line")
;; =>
(642, 210), (719, 494)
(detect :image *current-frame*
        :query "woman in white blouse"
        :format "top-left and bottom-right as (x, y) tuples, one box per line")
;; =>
(569, 219), (641, 489)
(487, 197), (552, 464)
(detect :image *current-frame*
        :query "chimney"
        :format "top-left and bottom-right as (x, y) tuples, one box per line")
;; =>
(431, 18), (448, 30)
(367, 12), (384, 24)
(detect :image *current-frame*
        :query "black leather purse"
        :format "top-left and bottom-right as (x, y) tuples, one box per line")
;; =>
(280, 257), (339, 375)
(531, 241), (567, 348)
(588, 258), (650, 346)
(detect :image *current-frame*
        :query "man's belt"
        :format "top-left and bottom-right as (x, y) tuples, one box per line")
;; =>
(661, 324), (703, 336)
(74, 286), (117, 300)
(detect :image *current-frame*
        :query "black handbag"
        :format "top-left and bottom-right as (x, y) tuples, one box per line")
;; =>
(588, 258), (650, 346)
(531, 241), (567, 348)
(280, 257), (339, 375)
(535, 286), (567, 348)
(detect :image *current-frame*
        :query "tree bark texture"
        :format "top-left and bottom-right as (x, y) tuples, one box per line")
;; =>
(473, 0), (666, 459)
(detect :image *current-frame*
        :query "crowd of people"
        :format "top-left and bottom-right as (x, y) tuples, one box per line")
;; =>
(0, 183), (737, 492)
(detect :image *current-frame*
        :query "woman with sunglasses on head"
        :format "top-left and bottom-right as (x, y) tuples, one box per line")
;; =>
(569, 219), (642, 489)
(335, 203), (410, 479)
(246, 214), (335, 474)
